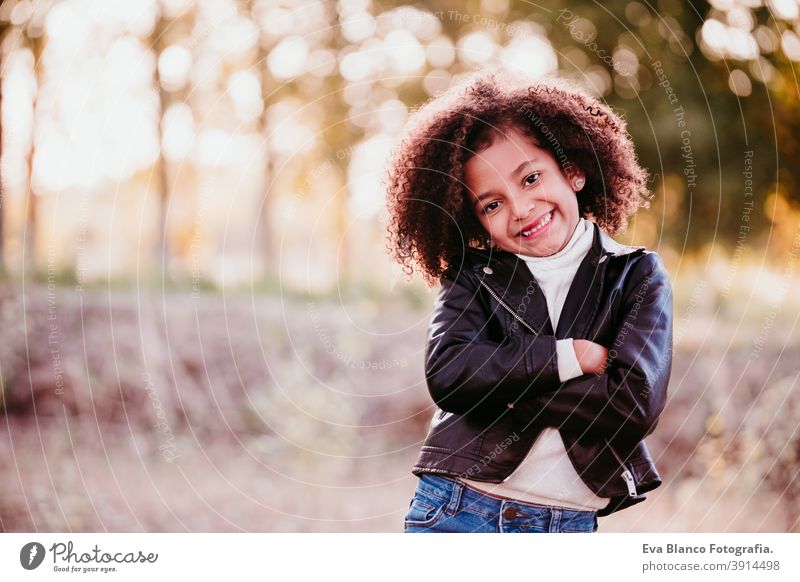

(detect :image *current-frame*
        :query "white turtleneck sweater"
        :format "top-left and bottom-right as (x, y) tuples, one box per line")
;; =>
(460, 217), (609, 511)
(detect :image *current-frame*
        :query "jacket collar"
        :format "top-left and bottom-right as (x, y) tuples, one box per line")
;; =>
(465, 221), (645, 338)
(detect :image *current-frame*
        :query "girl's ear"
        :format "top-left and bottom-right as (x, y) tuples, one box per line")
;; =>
(567, 166), (586, 192)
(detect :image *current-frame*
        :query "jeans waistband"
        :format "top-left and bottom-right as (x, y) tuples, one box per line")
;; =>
(418, 473), (598, 518)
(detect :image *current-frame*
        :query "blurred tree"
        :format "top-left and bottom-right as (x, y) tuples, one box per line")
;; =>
(0, 16), (8, 273)
(248, 0), (278, 278)
(0, 0), (56, 274)
(327, 0), (350, 277)
(22, 9), (44, 272)
(152, 0), (173, 275)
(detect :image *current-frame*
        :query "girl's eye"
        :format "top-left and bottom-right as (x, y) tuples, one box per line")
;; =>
(483, 201), (500, 214)
(524, 172), (541, 186)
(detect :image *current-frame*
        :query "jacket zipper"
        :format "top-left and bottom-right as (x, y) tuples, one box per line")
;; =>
(477, 280), (538, 335)
(580, 253), (609, 339)
(606, 438), (638, 498)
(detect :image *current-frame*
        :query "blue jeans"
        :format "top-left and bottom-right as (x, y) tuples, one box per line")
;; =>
(404, 473), (599, 533)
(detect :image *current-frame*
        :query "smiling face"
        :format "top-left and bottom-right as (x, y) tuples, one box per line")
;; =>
(464, 126), (585, 257)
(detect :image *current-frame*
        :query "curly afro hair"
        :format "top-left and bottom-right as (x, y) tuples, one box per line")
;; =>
(384, 67), (651, 287)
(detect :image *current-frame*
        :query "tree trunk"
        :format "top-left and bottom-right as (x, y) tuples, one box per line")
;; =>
(151, 4), (171, 276)
(0, 21), (8, 273)
(249, 0), (276, 280)
(23, 30), (44, 272)
(326, 0), (350, 284)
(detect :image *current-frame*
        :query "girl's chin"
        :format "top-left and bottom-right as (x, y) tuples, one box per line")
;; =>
(518, 231), (569, 256)
(491, 228), (571, 255)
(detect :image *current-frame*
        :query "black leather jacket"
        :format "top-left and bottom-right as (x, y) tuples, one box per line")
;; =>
(412, 221), (673, 516)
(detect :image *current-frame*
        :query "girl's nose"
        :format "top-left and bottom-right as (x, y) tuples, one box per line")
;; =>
(511, 198), (535, 220)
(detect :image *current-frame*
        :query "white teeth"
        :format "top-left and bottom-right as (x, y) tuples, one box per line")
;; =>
(520, 211), (553, 237)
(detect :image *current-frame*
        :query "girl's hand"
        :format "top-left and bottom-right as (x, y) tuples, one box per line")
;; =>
(573, 339), (609, 375)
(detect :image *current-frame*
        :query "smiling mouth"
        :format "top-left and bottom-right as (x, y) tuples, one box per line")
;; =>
(518, 210), (554, 237)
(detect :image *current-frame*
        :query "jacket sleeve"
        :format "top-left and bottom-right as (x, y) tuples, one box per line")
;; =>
(425, 267), (562, 415)
(515, 253), (673, 441)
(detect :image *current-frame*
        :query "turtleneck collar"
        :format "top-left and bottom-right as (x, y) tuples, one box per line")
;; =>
(514, 217), (593, 268)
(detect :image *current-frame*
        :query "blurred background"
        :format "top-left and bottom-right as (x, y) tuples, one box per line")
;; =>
(1, 0), (799, 532)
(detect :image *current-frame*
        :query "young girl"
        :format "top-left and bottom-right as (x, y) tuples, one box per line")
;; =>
(385, 68), (673, 533)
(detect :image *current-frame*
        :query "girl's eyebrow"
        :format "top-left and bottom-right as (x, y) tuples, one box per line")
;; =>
(473, 189), (506, 206)
(512, 158), (539, 177)
(472, 158), (540, 205)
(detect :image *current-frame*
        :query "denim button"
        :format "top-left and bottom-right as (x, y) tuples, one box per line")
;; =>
(502, 506), (518, 520)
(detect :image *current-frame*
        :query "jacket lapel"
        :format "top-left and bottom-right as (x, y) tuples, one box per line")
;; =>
(555, 222), (608, 339)
(472, 250), (554, 336)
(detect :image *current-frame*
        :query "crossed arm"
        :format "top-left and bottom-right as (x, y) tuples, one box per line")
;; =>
(424, 253), (673, 442)
(515, 253), (673, 442)
(424, 267), (562, 415)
